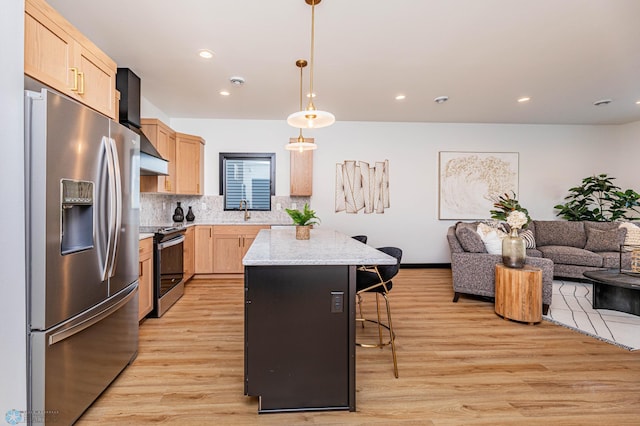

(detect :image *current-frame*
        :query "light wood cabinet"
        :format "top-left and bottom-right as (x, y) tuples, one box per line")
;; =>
(24, 0), (117, 119)
(138, 237), (154, 321)
(213, 225), (270, 274)
(194, 225), (215, 274)
(140, 119), (176, 193)
(290, 150), (313, 196)
(176, 132), (205, 195)
(183, 226), (195, 282)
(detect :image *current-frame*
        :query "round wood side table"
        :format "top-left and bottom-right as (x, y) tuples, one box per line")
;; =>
(494, 263), (542, 324)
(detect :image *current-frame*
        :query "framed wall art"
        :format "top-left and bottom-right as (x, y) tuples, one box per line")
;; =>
(438, 151), (518, 220)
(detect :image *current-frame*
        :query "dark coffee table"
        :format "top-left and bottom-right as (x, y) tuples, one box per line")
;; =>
(583, 269), (640, 316)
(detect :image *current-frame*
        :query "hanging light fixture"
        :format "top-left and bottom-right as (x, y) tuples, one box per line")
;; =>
(286, 60), (317, 152)
(287, 0), (335, 129)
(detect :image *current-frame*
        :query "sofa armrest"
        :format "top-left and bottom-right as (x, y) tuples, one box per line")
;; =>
(451, 252), (553, 305)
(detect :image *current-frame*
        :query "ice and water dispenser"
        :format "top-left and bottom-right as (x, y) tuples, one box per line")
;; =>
(61, 179), (94, 255)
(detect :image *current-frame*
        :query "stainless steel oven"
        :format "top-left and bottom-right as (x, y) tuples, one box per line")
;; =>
(152, 227), (185, 317)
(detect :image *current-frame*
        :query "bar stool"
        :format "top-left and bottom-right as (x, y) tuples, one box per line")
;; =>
(355, 246), (402, 378)
(351, 235), (368, 244)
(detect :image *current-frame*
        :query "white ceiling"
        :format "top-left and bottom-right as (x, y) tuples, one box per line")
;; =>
(47, 0), (640, 125)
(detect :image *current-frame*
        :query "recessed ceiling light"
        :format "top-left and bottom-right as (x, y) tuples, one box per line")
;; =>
(219, 90), (230, 96)
(593, 98), (612, 106)
(636, 100), (640, 105)
(198, 49), (214, 59)
(517, 97), (531, 103)
(395, 95), (406, 101)
(434, 96), (448, 104)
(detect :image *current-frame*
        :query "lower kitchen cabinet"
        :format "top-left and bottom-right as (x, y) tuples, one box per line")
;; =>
(194, 225), (270, 275)
(194, 225), (214, 274)
(183, 226), (195, 282)
(138, 237), (153, 321)
(213, 225), (270, 274)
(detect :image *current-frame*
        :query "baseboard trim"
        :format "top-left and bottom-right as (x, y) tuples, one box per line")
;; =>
(400, 263), (451, 269)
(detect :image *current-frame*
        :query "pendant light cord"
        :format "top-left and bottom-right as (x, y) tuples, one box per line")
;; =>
(307, 1), (316, 111)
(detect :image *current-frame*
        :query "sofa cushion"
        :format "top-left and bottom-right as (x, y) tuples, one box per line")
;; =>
(619, 222), (640, 247)
(455, 223), (486, 253)
(537, 245), (603, 267)
(519, 229), (536, 248)
(534, 221), (586, 248)
(584, 227), (626, 252)
(526, 248), (543, 258)
(602, 252), (623, 269)
(476, 223), (506, 255)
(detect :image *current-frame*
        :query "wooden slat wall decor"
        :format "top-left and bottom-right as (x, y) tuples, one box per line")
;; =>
(76, 269), (640, 424)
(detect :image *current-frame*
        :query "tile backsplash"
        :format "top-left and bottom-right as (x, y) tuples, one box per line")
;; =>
(140, 194), (310, 226)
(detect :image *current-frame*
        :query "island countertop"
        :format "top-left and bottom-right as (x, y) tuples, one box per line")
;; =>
(243, 228), (397, 266)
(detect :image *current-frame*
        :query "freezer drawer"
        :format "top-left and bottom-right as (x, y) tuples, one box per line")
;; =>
(29, 283), (139, 425)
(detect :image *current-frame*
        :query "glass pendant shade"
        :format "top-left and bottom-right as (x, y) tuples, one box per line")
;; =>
(285, 137), (317, 152)
(287, 109), (335, 129)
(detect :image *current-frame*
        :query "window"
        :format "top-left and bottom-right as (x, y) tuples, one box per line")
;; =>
(219, 153), (275, 211)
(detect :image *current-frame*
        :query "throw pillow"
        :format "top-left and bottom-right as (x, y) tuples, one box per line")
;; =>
(455, 225), (487, 253)
(583, 228), (623, 252)
(619, 222), (640, 247)
(519, 229), (536, 249)
(476, 223), (506, 255)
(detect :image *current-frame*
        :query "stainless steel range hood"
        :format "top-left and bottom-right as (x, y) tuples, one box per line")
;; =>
(123, 123), (168, 176)
(116, 68), (169, 176)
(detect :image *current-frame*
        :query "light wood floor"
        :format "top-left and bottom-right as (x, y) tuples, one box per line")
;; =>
(77, 269), (640, 425)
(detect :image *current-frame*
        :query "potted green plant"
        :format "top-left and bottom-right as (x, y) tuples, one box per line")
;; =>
(554, 174), (640, 222)
(285, 203), (320, 240)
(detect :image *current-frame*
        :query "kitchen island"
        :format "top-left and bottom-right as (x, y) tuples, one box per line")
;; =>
(242, 228), (397, 413)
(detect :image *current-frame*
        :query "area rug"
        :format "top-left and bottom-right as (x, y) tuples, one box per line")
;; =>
(544, 280), (640, 351)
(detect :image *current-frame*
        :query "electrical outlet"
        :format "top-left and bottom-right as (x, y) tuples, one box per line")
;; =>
(162, 202), (166, 210)
(291, 202), (297, 210)
(276, 203), (282, 211)
(201, 202), (207, 210)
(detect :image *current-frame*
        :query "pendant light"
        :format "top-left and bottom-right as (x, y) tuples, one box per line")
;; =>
(287, 0), (335, 129)
(286, 59), (317, 152)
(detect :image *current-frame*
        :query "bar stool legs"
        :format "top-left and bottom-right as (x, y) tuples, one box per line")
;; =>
(356, 291), (399, 378)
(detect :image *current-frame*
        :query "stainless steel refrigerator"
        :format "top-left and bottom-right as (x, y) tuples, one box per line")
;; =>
(25, 87), (140, 425)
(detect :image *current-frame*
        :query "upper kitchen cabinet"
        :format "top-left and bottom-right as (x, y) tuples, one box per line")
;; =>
(24, 0), (117, 120)
(176, 132), (205, 195)
(290, 150), (313, 196)
(140, 118), (176, 194)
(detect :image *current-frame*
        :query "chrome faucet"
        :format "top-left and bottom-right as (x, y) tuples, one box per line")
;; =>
(239, 199), (250, 221)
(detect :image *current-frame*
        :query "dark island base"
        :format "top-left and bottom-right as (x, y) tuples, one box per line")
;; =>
(244, 265), (356, 413)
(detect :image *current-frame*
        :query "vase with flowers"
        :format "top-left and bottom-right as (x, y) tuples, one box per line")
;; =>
(490, 192), (531, 269)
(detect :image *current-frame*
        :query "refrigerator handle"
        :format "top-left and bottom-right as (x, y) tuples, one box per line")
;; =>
(107, 137), (122, 278)
(101, 136), (117, 282)
(48, 283), (137, 346)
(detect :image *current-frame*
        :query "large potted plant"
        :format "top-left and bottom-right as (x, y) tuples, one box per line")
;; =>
(285, 203), (320, 240)
(554, 174), (640, 221)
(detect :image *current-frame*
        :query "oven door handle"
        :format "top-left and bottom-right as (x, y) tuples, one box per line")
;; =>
(157, 235), (185, 250)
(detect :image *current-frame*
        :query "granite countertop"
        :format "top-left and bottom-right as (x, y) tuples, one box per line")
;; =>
(243, 228), (397, 266)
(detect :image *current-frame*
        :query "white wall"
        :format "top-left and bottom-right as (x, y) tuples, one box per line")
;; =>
(171, 117), (633, 263)
(0, 0), (27, 417)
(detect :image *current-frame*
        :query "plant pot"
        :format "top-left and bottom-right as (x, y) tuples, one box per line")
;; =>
(296, 225), (311, 240)
(502, 228), (526, 268)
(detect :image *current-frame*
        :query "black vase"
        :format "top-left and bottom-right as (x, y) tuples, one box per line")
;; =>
(186, 206), (195, 222)
(172, 202), (184, 222)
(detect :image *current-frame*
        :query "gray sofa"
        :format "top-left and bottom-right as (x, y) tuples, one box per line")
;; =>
(446, 220), (635, 315)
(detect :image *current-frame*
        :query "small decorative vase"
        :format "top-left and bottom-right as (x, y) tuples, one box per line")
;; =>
(502, 228), (526, 268)
(172, 202), (184, 223)
(186, 206), (195, 222)
(295, 225), (310, 240)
